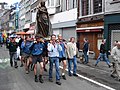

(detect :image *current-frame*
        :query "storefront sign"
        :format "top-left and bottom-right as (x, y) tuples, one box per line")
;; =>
(79, 15), (104, 22)
(78, 22), (104, 28)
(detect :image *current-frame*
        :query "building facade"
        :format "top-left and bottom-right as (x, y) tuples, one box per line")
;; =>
(104, 0), (120, 50)
(46, 0), (77, 41)
(0, 9), (11, 34)
(24, 0), (31, 31)
(19, 0), (26, 31)
(19, 0), (31, 32)
(77, 0), (105, 58)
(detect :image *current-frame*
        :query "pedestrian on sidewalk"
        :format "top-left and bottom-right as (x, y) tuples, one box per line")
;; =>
(95, 39), (111, 68)
(111, 41), (120, 81)
(48, 34), (62, 85)
(83, 38), (89, 64)
(8, 37), (18, 68)
(58, 34), (67, 80)
(30, 35), (45, 83)
(66, 37), (78, 77)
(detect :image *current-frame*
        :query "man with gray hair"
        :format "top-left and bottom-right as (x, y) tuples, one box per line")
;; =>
(111, 41), (120, 81)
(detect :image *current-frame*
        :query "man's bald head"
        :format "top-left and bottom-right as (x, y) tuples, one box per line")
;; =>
(117, 41), (120, 49)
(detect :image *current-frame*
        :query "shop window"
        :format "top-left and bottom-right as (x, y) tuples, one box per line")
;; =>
(93, 0), (102, 14)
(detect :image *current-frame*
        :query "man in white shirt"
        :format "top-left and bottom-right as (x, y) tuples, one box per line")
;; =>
(48, 34), (62, 85)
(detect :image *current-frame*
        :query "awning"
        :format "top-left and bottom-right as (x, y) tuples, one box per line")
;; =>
(16, 31), (29, 35)
(26, 30), (35, 34)
(76, 26), (103, 32)
(77, 29), (102, 32)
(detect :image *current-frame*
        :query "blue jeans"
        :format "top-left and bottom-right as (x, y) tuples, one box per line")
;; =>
(49, 57), (60, 81)
(83, 51), (89, 63)
(95, 53), (110, 65)
(68, 56), (77, 75)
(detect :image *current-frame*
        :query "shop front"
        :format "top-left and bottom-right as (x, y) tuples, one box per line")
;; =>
(104, 13), (120, 50)
(77, 21), (104, 59)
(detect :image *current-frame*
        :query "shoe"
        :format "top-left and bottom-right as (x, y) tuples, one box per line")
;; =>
(20, 64), (23, 67)
(62, 75), (66, 80)
(95, 64), (97, 67)
(108, 65), (111, 68)
(14, 65), (18, 68)
(111, 74), (115, 78)
(39, 75), (44, 83)
(35, 75), (38, 82)
(73, 74), (78, 77)
(49, 78), (53, 82)
(56, 80), (61, 85)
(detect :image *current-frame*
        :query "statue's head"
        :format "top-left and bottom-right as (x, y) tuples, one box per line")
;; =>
(41, 1), (45, 6)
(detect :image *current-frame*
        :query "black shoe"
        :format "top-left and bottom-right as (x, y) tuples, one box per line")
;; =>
(14, 65), (18, 68)
(49, 78), (53, 82)
(95, 64), (97, 67)
(35, 75), (38, 82)
(111, 74), (115, 78)
(56, 80), (61, 85)
(20, 64), (23, 67)
(39, 75), (44, 83)
(73, 74), (78, 77)
(108, 65), (111, 68)
(62, 75), (66, 80)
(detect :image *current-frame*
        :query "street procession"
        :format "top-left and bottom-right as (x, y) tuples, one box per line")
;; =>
(0, 0), (120, 90)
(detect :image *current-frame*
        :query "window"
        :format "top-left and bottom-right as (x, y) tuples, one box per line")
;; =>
(82, 0), (89, 16)
(93, 0), (102, 14)
(73, 0), (77, 8)
(51, 0), (54, 6)
(61, 0), (77, 11)
(48, 0), (54, 7)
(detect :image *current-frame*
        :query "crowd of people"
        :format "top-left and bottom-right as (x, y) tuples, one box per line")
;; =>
(6, 33), (120, 85)
(6, 34), (80, 85)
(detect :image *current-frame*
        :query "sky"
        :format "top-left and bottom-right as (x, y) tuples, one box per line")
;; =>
(0, 0), (21, 5)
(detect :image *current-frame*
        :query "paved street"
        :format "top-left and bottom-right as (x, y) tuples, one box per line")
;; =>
(0, 45), (119, 90)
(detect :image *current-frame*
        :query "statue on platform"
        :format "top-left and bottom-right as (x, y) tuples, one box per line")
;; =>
(36, 1), (52, 38)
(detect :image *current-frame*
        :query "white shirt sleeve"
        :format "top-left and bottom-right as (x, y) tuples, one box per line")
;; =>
(47, 43), (53, 52)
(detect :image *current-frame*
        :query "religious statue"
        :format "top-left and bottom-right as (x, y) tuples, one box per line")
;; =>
(36, 1), (52, 38)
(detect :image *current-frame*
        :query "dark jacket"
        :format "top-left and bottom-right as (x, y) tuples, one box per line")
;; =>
(83, 42), (89, 52)
(100, 43), (106, 54)
(8, 42), (18, 52)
